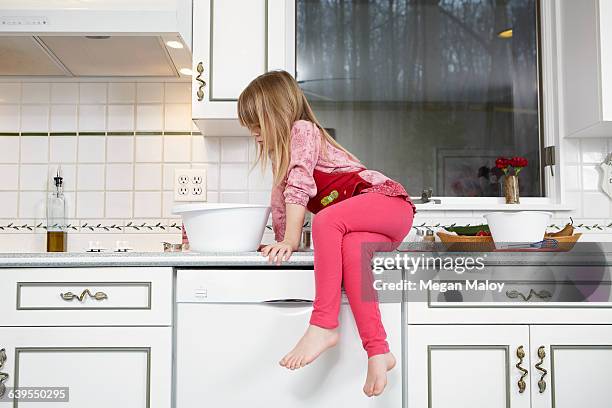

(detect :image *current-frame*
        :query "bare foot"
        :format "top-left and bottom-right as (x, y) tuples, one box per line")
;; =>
(279, 325), (339, 370)
(363, 352), (396, 397)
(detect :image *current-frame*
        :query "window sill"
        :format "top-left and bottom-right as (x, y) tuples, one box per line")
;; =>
(414, 198), (574, 212)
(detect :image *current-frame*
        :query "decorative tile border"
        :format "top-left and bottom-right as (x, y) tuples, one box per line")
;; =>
(0, 219), (609, 234)
(0, 220), (183, 233)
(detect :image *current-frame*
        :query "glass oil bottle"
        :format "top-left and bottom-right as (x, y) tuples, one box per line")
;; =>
(47, 168), (67, 252)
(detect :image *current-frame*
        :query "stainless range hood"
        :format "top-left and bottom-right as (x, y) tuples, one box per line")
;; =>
(0, 0), (192, 78)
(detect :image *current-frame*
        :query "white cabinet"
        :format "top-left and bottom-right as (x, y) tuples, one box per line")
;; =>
(0, 327), (171, 408)
(407, 324), (612, 408)
(406, 325), (531, 408)
(530, 325), (612, 408)
(191, 0), (295, 135)
(0, 267), (173, 407)
(559, 0), (612, 137)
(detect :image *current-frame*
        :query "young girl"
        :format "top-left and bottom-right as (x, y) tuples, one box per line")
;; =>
(238, 70), (415, 397)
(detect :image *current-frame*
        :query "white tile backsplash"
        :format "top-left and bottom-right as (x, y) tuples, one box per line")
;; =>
(221, 137), (249, 162)
(78, 136), (106, 163)
(20, 164), (48, 190)
(219, 163), (249, 190)
(0, 105), (20, 131)
(0, 84), (21, 103)
(163, 136), (191, 162)
(135, 135), (163, 162)
(19, 191), (46, 218)
(134, 191), (161, 217)
(582, 166), (600, 191)
(50, 105), (77, 132)
(0, 191), (18, 217)
(105, 191), (133, 218)
(137, 83), (164, 103)
(107, 105), (134, 131)
(79, 83), (107, 104)
(20, 136), (49, 163)
(76, 191), (105, 218)
(164, 104), (191, 131)
(78, 105), (106, 131)
(581, 139), (608, 163)
(136, 104), (163, 131)
(108, 83), (136, 104)
(164, 83), (190, 103)
(106, 164), (134, 190)
(20, 105), (49, 132)
(0, 136), (20, 163)
(50, 83), (78, 104)
(22, 83), (49, 104)
(0, 165), (19, 190)
(106, 136), (134, 163)
(77, 164), (105, 190)
(134, 163), (162, 190)
(49, 136), (77, 163)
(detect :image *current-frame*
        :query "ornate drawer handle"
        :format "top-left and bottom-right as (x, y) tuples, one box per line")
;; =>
(0, 348), (8, 398)
(196, 62), (206, 101)
(535, 346), (548, 393)
(506, 289), (552, 302)
(60, 289), (108, 302)
(516, 345), (528, 393)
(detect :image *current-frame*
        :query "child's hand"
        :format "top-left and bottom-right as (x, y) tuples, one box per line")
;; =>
(260, 241), (295, 265)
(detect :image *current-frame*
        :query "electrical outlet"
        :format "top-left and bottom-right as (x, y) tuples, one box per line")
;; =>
(174, 169), (207, 202)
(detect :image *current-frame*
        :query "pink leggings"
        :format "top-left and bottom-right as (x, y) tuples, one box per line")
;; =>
(310, 192), (414, 357)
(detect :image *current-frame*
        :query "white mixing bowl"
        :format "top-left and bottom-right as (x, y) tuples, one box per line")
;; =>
(172, 203), (271, 252)
(484, 211), (552, 249)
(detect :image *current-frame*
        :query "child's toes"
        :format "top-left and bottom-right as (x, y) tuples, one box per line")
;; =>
(373, 375), (387, 396)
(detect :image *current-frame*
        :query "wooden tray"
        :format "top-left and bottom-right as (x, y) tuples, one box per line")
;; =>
(436, 232), (582, 252)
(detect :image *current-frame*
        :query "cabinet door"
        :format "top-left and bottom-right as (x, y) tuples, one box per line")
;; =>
(191, 0), (295, 122)
(530, 325), (612, 408)
(406, 325), (531, 408)
(0, 327), (171, 408)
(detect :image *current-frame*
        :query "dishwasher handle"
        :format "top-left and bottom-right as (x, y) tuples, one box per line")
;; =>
(262, 299), (313, 305)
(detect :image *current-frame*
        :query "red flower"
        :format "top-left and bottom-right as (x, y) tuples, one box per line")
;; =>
(510, 156), (528, 168)
(495, 157), (510, 170)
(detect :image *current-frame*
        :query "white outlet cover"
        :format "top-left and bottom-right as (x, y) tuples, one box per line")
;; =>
(174, 168), (207, 202)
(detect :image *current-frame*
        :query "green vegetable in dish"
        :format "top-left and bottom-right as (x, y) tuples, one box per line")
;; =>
(445, 225), (491, 236)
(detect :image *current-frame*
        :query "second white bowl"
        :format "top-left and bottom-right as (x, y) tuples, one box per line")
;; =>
(484, 211), (552, 249)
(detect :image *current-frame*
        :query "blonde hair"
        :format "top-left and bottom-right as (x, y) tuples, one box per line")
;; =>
(238, 70), (358, 185)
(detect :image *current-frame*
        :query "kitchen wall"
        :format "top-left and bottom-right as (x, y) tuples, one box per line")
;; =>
(0, 81), (272, 251)
(0, 80), (609, 251)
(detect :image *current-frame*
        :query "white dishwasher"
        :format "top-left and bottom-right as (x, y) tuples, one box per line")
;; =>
(175, 268), (402, 408)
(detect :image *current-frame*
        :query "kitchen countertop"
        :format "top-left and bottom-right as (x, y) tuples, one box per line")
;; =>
(0, 242), (610, 268)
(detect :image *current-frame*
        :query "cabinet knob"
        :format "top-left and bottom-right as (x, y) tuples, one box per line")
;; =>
(515, 345), (528, 393)
(196, 62), (207, 101)
(535, 346), (548, 393)
(0, 348), (8, 398)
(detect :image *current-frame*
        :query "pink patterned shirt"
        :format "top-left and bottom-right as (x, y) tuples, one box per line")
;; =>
(271, 120), (415, 242)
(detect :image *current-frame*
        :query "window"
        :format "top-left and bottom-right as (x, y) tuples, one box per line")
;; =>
(297, 0), (543, 198)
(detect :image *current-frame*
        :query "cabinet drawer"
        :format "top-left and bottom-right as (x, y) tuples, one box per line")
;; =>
(0, 268), (172, 326)
(407, 266), (612, 324)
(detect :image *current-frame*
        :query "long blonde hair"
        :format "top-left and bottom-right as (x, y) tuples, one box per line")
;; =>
(237, 70), (358, 186)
